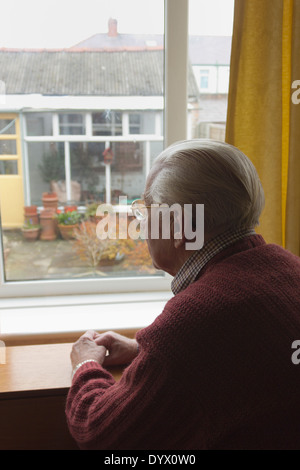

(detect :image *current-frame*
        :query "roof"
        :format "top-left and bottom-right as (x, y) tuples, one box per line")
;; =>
(71, 33), (164, 51)
(189, 36), (232, 65)
(71, 34), (232, 65)
(197, 94), (228, 122)
(0, 49), (199, 98)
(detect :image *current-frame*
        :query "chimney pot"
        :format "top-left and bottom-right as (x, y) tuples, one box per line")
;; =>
(108, 18), (118, 37)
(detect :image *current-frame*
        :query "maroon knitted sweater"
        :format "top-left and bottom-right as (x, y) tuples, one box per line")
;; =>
(66, 235), (300, 450)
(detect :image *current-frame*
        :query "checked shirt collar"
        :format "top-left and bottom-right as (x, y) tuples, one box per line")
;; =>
(171, 227), (256, 295)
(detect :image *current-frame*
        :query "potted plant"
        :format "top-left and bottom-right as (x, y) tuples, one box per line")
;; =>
(22, 220), (41, 241)
(39, 147), (65, 189)
(56, 210), (82, 240)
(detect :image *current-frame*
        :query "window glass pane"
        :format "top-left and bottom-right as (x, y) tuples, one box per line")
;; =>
(143, 112), (156, 134)
(1, 0), (165, 284)
(26, 113), (53, 136)
(200, 70), (209, 89)
(0, 119), (16, 135)
(70, 142), (106, 202)
(0, 160), (18, 175)
(59, 114), (85, 135)
(129, 114), (141, 134)
(188, 0), (234, 140)
(0, 140), (17, 155)
(150, 141), (164, 167)
(27, 142), (65, 204)
(92, 111), (123, 136)
(110, 141), (144, 201)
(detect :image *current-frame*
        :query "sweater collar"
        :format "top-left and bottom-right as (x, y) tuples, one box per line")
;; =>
(171, 227), (257, 295)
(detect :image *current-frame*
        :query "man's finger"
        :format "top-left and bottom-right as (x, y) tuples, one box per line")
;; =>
(94, 332), (115, 348)
(82, 329), (98, 341)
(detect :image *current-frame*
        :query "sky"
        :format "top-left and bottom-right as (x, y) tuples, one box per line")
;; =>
(0, 0), (234, 49)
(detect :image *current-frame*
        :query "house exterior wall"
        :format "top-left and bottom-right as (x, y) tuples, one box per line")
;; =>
(192, 65), (230, 94)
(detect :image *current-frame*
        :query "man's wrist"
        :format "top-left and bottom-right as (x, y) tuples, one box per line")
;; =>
(72, 359), (99, 380)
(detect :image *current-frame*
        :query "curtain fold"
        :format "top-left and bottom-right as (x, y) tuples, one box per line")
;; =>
(226, 0), (300, 255)
(286, 0), (300, 255)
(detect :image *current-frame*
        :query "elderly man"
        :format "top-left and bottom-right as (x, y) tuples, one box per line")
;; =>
(66, 139), (300, 450)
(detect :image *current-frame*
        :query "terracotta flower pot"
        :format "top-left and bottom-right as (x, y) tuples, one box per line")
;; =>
(22, 228), (40, 241)
(42, 192), (58, 210)
(40, 209), (57, 241)
(24, 206), (39, 225)
(58, 224), (78, 240)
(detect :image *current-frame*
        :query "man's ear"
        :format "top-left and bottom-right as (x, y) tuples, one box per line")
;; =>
(174, 236), (186, 249)
(172, 210), (186, 249)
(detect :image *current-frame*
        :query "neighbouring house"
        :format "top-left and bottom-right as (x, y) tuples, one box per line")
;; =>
(0, 47), (199, 228)
(72, 18), (232, 140)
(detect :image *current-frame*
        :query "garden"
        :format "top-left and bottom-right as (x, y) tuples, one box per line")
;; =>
(2, 196), (156, 282)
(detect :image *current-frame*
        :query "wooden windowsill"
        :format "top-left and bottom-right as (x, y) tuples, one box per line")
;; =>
(2, 327), (138, 347)
(0, 343), (123, 397)
(0, 342), (123, 450)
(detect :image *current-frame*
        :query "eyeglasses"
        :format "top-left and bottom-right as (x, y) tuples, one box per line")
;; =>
(130, 199), (151, 221)
(131, 198), (172, 221)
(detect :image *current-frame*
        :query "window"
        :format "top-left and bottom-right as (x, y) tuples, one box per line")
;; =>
(0, 139), (17, 155)
(0, 0), (167, 295)
(0, 160), (18, 175)
(26, 113), (53, 136)
(0, 119), (16, 135)
(0, 0), (234, 301)
(188, 0), (234, 141)
(129, 114), (141, 134)
(92, 112), (123, 136)
(23, 112), (163, 207)
(59, 114), (85, 135)
(27, 141), (65, 204)
(200, 69), (209, 89)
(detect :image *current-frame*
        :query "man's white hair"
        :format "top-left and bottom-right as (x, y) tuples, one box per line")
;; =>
(145, 139), (265, 234)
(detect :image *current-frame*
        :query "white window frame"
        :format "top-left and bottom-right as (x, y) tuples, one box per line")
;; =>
(23, 111), (163, 203)
(0, 0), (188, 307)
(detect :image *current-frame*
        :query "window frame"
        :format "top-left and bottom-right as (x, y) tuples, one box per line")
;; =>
(23, 111), (164, 203)
(0, 0), (189, 300)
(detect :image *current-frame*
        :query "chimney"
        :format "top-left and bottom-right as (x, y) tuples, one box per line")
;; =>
(108, 18), (118, 37)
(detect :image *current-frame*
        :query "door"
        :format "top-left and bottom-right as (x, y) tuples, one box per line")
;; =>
(0, 114), (24, 228)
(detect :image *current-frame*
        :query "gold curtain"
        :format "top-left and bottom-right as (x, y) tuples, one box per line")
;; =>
(226, 0), (300, 255)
